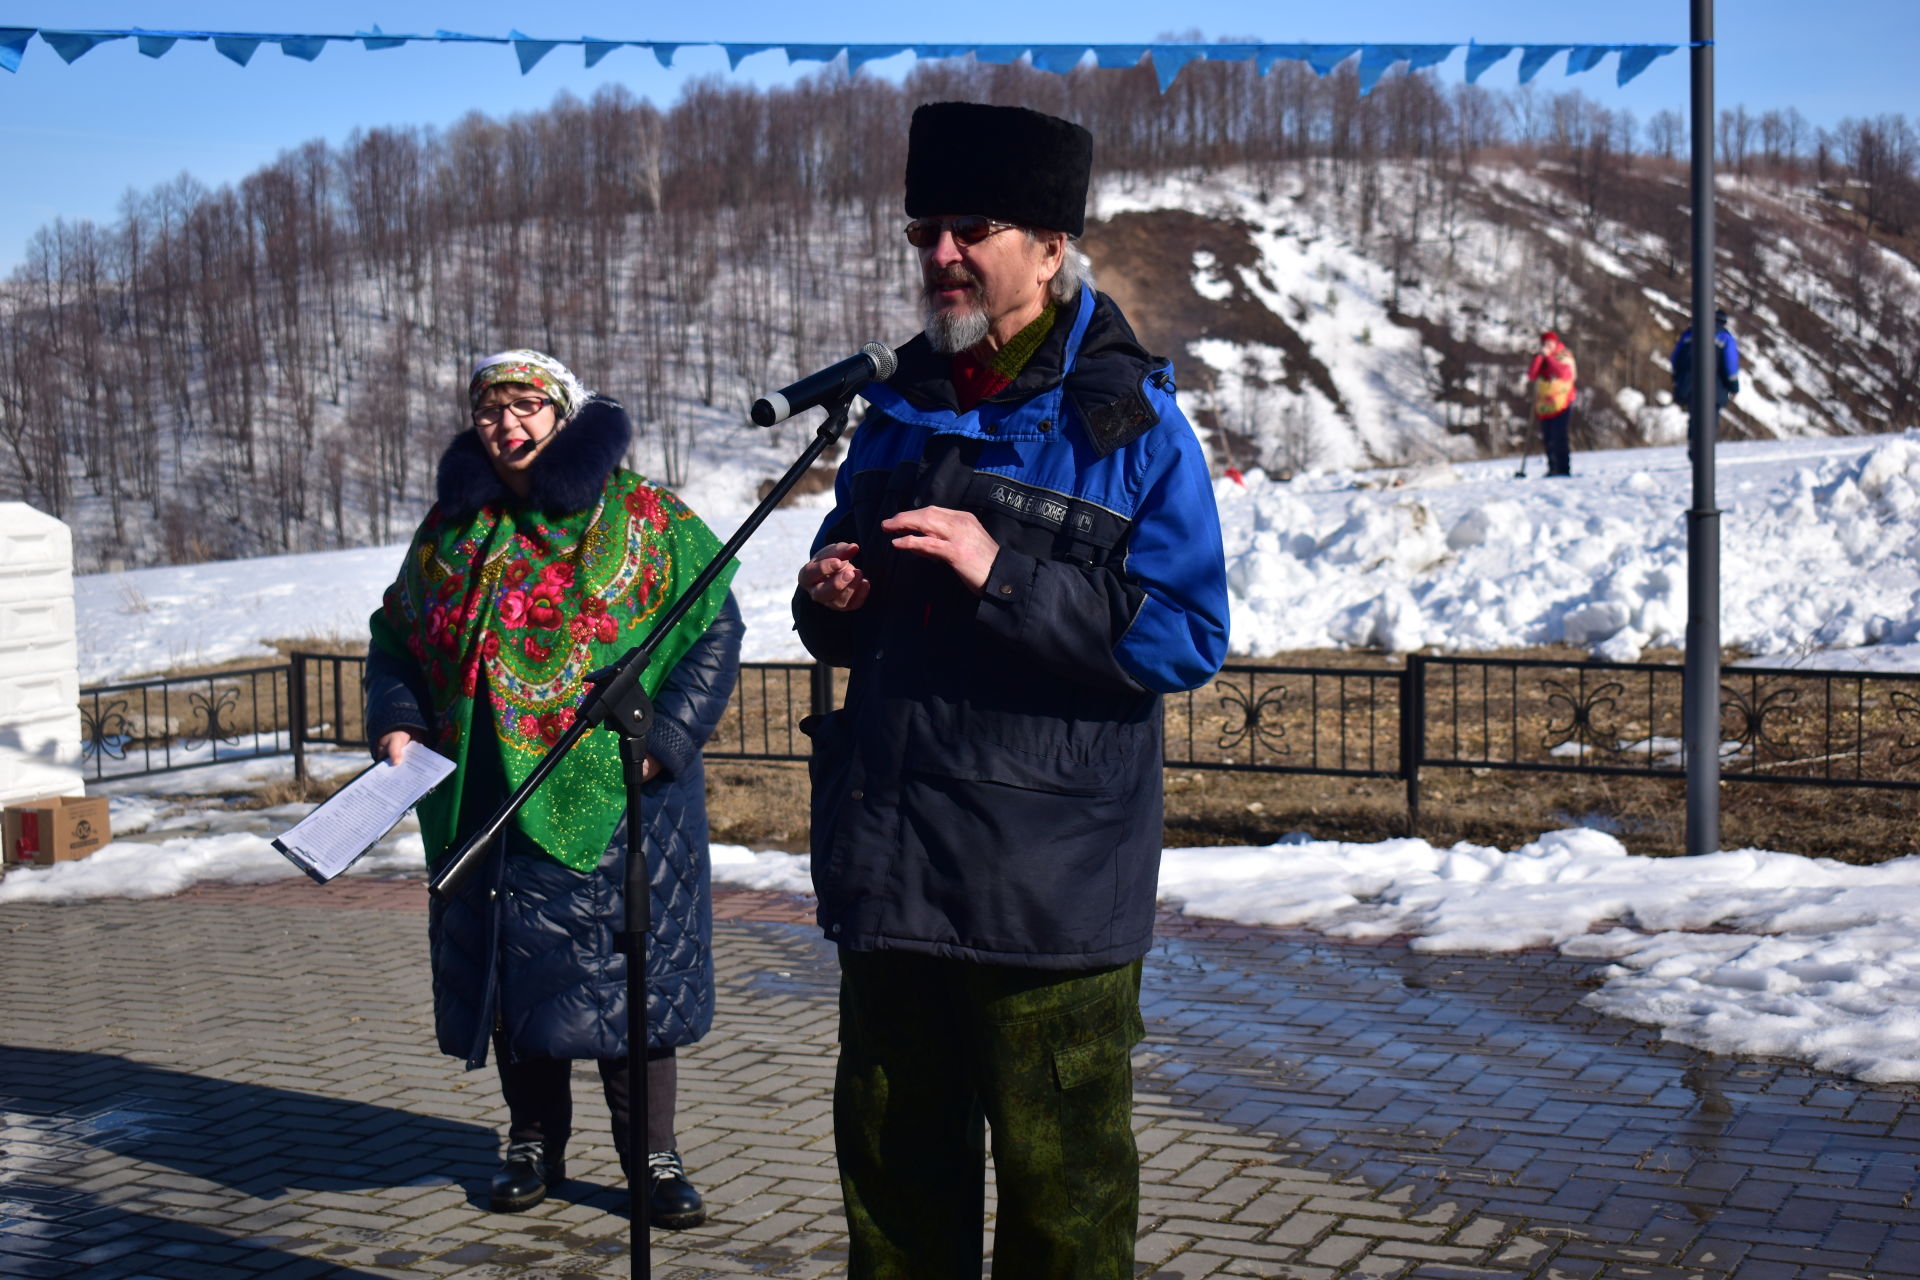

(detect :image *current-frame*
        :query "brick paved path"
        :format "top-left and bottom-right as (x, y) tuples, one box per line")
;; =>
(3, 877), (1918, 1278)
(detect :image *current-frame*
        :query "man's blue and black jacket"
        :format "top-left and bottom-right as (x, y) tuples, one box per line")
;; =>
(794, 286), (1230, 970)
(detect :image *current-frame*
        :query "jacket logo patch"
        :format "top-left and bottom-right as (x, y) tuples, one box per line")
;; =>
(990, 483), (1069, 527)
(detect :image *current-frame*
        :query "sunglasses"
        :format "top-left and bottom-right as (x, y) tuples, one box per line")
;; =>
(472, 396), (553, 427)
(904, 216), (1021, 249)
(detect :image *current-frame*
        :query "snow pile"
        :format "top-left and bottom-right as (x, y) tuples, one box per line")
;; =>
(1221, 433), (1920, 662)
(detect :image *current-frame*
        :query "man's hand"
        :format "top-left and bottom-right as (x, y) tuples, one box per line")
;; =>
(883, 506), (1000, 596)
(800, 542), (872, 612)
(377, 729), (413, 765)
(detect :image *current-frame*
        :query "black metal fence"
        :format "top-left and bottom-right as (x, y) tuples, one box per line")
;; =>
(79, 654), (1920, 831)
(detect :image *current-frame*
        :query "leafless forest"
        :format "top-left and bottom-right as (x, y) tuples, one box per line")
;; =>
(2, 54), (1915, 570)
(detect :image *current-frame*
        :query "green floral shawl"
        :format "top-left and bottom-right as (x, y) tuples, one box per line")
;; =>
(370, 470), (736, 870)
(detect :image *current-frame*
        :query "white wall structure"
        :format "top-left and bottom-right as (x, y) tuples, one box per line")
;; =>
(0, 503), (83, 804)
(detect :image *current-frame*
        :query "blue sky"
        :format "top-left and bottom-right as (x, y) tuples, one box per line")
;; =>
(0, 1), (1910, 271)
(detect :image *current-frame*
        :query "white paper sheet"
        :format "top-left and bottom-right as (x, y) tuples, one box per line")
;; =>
(271, 745), (455, 882)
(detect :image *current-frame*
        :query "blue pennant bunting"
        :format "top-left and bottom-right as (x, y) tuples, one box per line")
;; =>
(1616, 44), (1675, 85)
(1306, 45), (1361, 76)
(279, 35), (329, 62)
(784, 44), (844, 65)
(0, 27), (30, 72)
(1149, 45), (1205, 92)
(132, 29), (182, 57)
(1516, 44), (1569, 84)
(723, 43), (773, 70)
(847, 45), (909, 73)
(1464, 42), (1514, 84)
(40, 30), (124, 64)
(509, 29), (559, 73)
(971, 46), (1026, 66)
(1029, 45), (1089, 75)
(1257, 44), (1310, 75)
(213, 37), (262, 66)
(1566, 45), (1610, 76)
(0, 29), (1699, 92)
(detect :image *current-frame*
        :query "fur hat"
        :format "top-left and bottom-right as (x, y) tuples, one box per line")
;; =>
(905, 102), (1093, 237)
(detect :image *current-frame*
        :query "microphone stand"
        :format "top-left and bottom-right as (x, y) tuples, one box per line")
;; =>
(428, 393), (859, 1279)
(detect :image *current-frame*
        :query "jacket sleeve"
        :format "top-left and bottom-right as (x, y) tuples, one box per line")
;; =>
(974, 400), (1230, 696)
(646, 592), (744, 780)
(363, 641), (433, 759)
(792, 462), (865, 669)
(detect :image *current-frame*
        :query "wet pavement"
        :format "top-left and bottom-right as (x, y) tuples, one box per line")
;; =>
(2, 877), (1917, 1278)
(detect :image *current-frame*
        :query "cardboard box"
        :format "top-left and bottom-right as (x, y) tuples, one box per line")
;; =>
(2, 794), (110, 865)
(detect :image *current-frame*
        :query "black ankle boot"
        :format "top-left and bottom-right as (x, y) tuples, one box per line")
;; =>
(646, 1149), (706, 1229)
(489, 1139), (565, 1212)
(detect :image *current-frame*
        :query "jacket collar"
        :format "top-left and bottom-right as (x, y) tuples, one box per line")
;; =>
(435, 396), (633, 518)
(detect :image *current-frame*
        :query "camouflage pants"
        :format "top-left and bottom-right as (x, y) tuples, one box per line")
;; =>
(834, 949), (1145, 1280)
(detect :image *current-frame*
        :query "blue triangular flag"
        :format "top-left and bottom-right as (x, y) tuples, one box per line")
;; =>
(131, 29), (180, 58)
(581, 38), (623, 68)
(279, 36), (329, 62)
(1029, 45), (1088, 74)
(914, 44), (972, 60)
(0, 27), (30, 72)
(1616, 44), (1675, 85)
(1305, 44), (1360, 76)
(1093, 45), (1148, 70)
(723, 43), (773, 69)
(1205, 44), (1260, 64)
(358, 25), (407, 51)
(784, 44), (843, 64)
(1407, 44), (1453, 72)
(213, 37), (261, 66)
(1357, 44), (1413, 96)
(509, 30), (560, 73)
(972, 46), (1025, 65)
(1516, 44), (1568, 84)
(1149, 46), (1205, 92)
(1257, 44), (1310, 75)
(1566, 44), (1610, 75)
(1464, 41), (1514, 83)
(40, 30), (123, 64)
(848, 45), (909, 73)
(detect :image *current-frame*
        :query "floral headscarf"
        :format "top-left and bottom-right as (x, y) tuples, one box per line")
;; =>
(469, 349), (592, 421)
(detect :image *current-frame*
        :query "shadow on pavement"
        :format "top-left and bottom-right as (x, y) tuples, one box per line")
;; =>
(0, 1044), (495, 1200)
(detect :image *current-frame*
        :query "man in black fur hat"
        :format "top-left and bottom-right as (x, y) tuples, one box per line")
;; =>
(794, 101), (1230, 1278)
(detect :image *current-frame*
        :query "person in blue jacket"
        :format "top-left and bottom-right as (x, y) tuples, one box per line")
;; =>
(794, 102), (1230, 1280)
(1671, 308), (1742, 412)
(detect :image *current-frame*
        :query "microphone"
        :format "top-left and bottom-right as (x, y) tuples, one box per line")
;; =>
(750, 342), (898, 427)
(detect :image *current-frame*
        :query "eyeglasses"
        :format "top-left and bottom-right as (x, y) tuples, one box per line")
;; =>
(904, 216), (1021, 249)
(472, 396), (553, 427)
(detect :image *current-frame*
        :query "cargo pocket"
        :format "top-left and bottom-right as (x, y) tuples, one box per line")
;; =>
(1050, 1020), (1142, 1228)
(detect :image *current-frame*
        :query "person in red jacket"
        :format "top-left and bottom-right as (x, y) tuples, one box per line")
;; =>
(1526, 331), (1578, 477)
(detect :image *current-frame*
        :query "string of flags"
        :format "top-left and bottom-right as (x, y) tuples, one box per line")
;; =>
(0, 27), (1687, 96)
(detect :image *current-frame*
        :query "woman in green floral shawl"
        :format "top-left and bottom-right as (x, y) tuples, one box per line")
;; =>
(365, 350), (741, 1226)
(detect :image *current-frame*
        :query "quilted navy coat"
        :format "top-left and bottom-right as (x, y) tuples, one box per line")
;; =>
(364, 398), (743, 1067)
